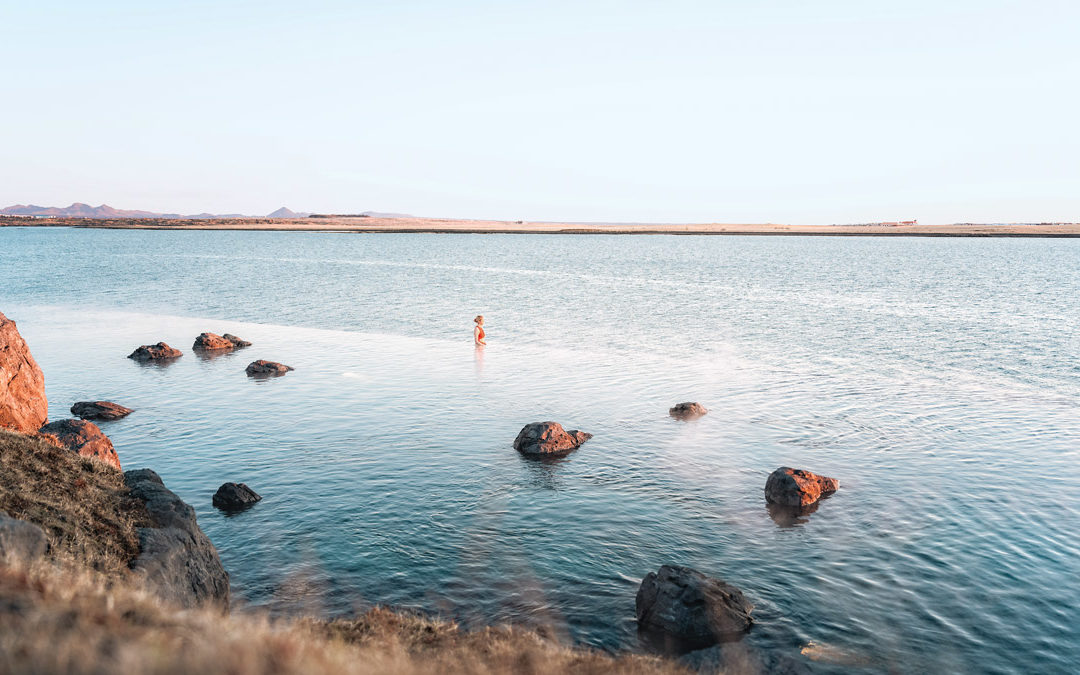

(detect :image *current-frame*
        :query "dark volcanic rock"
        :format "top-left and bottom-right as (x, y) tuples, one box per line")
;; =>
(669, 402), (708, 419)
(513, 421), (592, 456)
(764, 467), (839, 507)
(38, 418), (121, 470)
(124, 469), (229, 609)
(0, 511), (48, 564)
(212, 482), (262, 511)
(636, 565), (753, 650)
(71, 400), (134, 421)
(0, 310), (48, 434)
(245, 360), (294, 376)
(222, 333), (251, 348)
(128, 342), (182, 361)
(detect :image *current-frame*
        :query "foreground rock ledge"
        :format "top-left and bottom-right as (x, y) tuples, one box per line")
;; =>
(513, 421), (592, 456)
(193, 332), (252, 351)
(0, 310), (48, 434)
(246, 360), (294, 376)
(636, 565), (753, 650)
(764, 467), (839, 507)
(128, 342), (183, 361)
(213, 482), (262, 511)
(0, 510), (48, 564)
(669, 402), (708, 419)
(38, 418), (121, 470)
(124, 468), (230, 609)
(71, 400), (134, 421)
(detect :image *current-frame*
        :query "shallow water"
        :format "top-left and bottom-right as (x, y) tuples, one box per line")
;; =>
(2, 227), (1078, 673)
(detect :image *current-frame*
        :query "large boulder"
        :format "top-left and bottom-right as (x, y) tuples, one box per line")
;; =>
(124, 469), (230, 609)
(128, 342), (182, 361)
(636, 565), (753, 649)
(71, 400), (134, 421)
(764, 467), (839, 507)
(669, 402), (708, 419)
(0, 311), (48, 434)
(212, 482), (262, 511)
(245, 360), (294, 376)
(513, 421), (592, 456)
(38, 419), (121, 470)
(194, 332), (251, 351)
(0, 511), (48, 564)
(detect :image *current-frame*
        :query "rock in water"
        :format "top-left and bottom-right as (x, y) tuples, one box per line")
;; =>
(0, 310), (48, 434)
(764, 467), (839, 507)
(636, 565), (753, 649)
(513, 421), (592, 456)
(128, 342), (182, 361)
(0, 511), (48, 564)
(222, 333), (251, 348)
(669, 402), (708, 419)
(38, 418), (121, 470)
(212, 482), (262, 511)
(193, 332), (234, 351)
(245, 360), (294, 376)
(71, 400), (134, 421)
(124, 469), (230, 609)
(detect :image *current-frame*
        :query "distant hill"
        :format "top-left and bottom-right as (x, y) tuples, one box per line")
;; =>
(0, 203), (251, 219)
(267, 206), (311, 218)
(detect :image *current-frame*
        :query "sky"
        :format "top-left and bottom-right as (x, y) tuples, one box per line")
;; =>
(2, 0), (1077, 223)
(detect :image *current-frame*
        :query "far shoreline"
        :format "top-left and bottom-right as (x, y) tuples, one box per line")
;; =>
(2, 215), (1079, 237)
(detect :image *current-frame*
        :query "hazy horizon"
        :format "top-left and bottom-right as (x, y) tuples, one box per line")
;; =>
(3, 1), (1077, 224)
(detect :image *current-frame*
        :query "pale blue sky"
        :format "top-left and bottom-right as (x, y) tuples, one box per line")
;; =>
(3, 0), (1077, 223)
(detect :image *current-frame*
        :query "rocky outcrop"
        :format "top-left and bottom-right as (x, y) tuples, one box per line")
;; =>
(0, 511), (48, 564)
(128, 342), (182, 361)
(636, 565), (753, 649)
(212, 482), (261, 511)
(669, 402), (708, 419)
(71, 401), (134, 421)
(124, 469), (229, 609)
(193, 332), (251, 351)
(0, 310), (48, 434)
(513, 421), (592, 456)
(764, 467), (839, 507)
(38, 419), (121, 470)
(245, 360), (294, 376)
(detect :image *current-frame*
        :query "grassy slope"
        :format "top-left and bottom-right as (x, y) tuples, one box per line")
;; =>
(0, 430), (688, 674)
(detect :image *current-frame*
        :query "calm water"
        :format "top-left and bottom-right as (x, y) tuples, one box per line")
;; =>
(2, 227), (1078, 673)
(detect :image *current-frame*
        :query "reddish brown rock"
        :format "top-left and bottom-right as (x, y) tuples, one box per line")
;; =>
(0, 311), (48, 434)
(193, 332), (233, 350)
(128, 342), (182, 361)
(222, 333), (251, 348)
(245, 360), (293, 376)
(669, 402), (708, 419)
(38, 419), (121, 470)
(764, 467), (839, 507)
(71, 401), (134, 421)
(513, 421), (592, 456)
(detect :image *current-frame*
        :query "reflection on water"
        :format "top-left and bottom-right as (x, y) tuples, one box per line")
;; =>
(2, 228), (1079, 673)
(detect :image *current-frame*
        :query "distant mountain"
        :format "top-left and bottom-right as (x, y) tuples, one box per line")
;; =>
(267, 206), (310, 218)
(0, 203), (252, 219)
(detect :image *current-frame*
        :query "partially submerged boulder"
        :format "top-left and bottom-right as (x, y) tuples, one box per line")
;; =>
(636, 565), (753, 650)
(0, 310), (48, 434)
(124, 469), (230, 609)
(764, 467), (839, 507)
(0, 511), (48, 564)
(212, 482), (262, 511)
(669, 402), (708, 420)
(71, 401), (134, 421)
(128, 342), (182, 361)
(513, 421), (592, 456)
(38, 418), (121, 470)
(193, 332), (251, 351)
(246, 360), (294, 376)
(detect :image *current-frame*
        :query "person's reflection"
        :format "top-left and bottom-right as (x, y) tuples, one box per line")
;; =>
(474, 343), (485, 377)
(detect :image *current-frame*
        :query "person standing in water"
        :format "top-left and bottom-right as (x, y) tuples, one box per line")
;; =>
(473, 315), (486, 346)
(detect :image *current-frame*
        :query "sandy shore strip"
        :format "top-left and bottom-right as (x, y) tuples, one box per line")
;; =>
(2, 215), (1078, 236)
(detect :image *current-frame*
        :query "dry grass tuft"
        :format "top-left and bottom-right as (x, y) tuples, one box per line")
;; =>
(0, 429), (149, 576)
